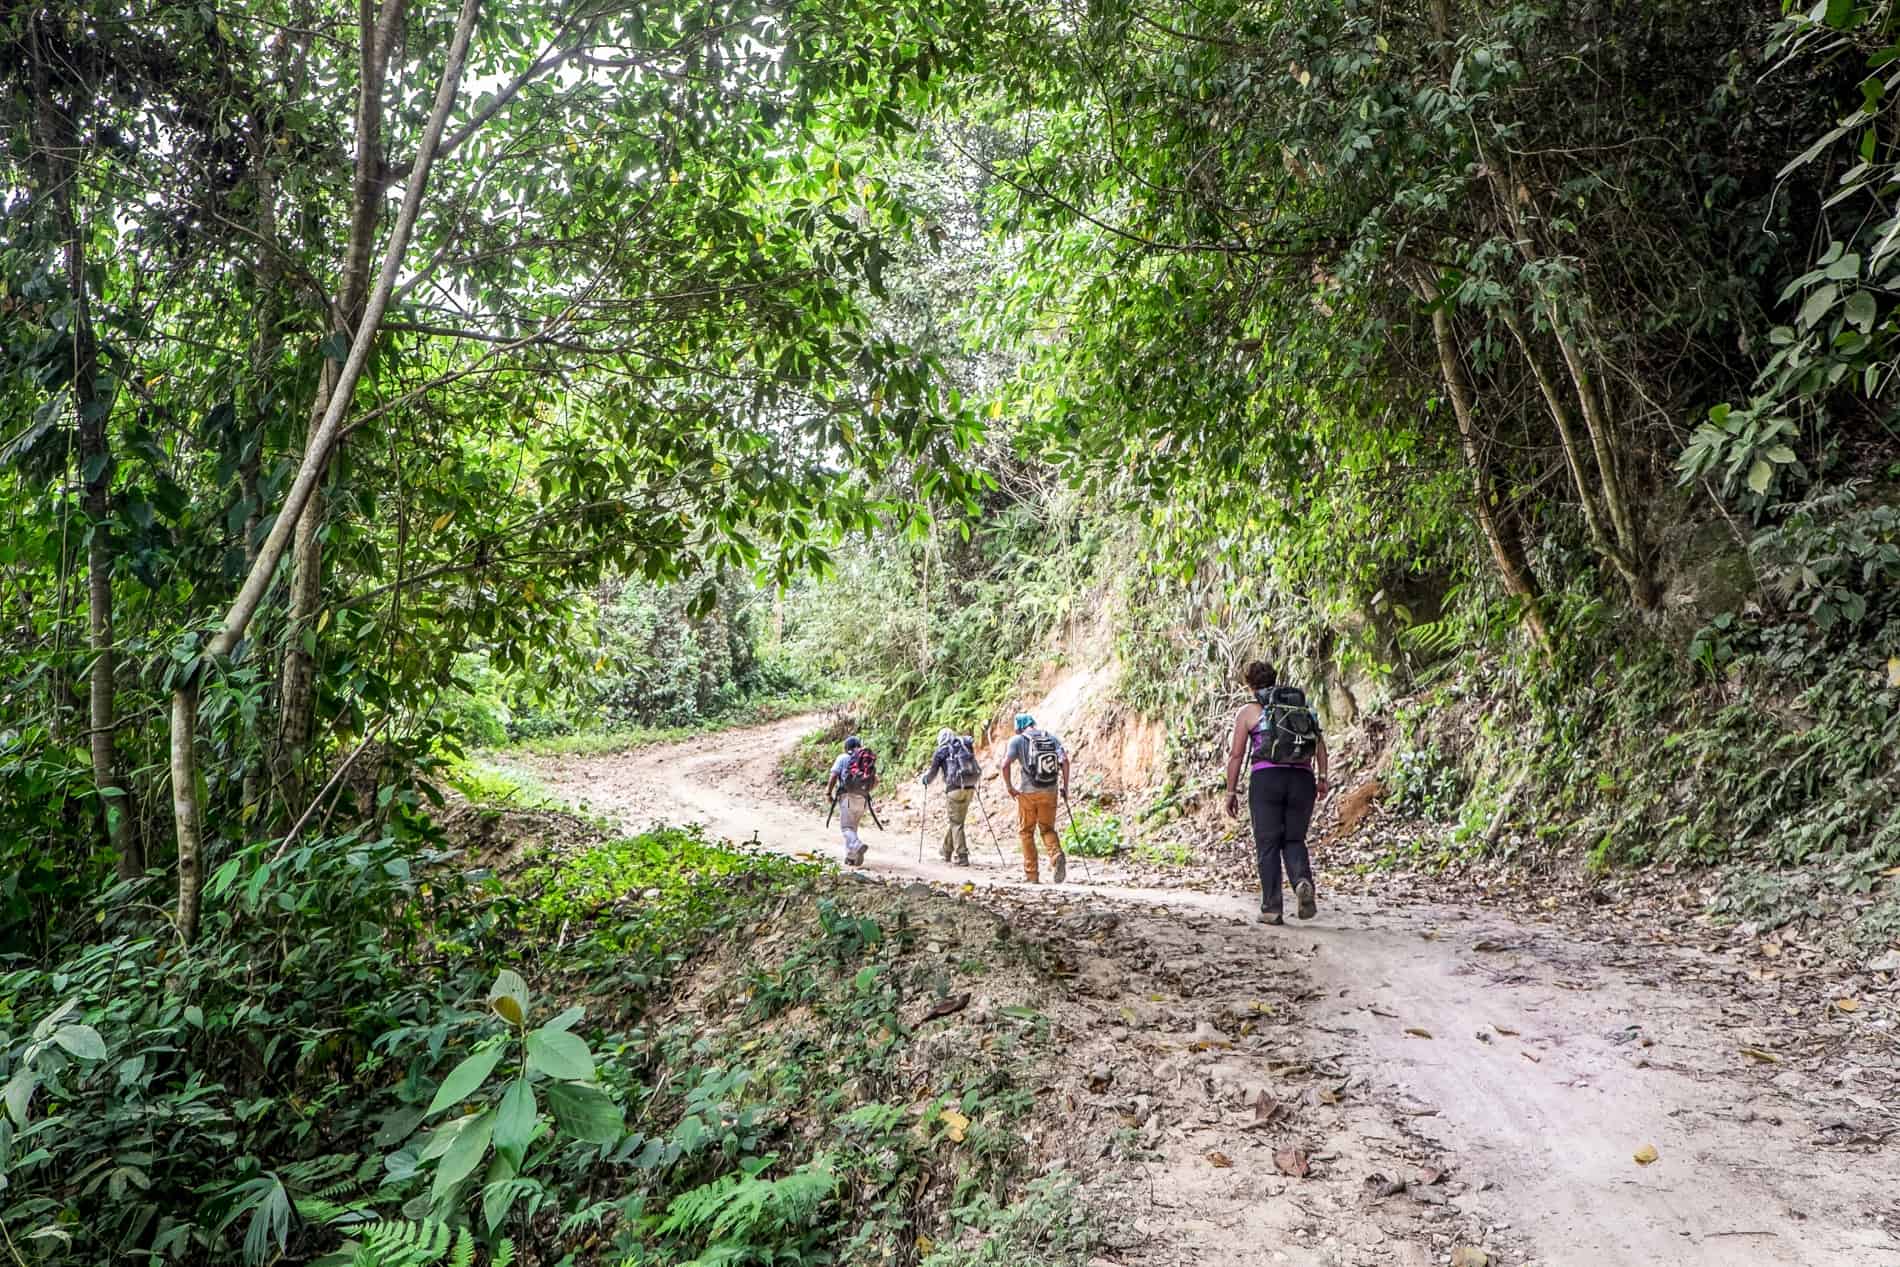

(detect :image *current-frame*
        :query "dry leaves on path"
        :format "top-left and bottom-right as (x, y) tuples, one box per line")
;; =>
(920, 993), (971, 1022)
(1273, 1147), (1310, 1178)
(1207, 1150), (1233, 1168)
(1240, 1091), (1284, 1130)
(1633, 1143), (1659, 1165)
(1404, 1026), (1434, 1039)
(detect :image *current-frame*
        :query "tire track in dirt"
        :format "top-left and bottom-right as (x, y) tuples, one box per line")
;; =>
(510, 715), (1895, 1267)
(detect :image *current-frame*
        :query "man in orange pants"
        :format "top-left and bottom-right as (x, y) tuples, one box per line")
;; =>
(1000, 713), (1070, 883)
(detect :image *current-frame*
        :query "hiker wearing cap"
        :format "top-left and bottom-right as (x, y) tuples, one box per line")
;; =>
(919, 727), (981, 865)
(1224, 660), (1329, 924)
(1000, 714), (1069, 883)
(826, 735), (878, 867)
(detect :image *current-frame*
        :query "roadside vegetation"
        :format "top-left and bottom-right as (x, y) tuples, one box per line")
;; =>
(5, 0), (1900, 1262)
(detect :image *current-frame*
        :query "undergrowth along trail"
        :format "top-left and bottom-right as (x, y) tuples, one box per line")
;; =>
(515, 716), (1900, 1267)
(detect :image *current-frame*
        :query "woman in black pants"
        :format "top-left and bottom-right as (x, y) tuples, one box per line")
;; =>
(1224, 660), (1330, 924)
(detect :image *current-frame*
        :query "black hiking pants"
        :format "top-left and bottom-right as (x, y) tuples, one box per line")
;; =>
(1248, 766), (1316, 915)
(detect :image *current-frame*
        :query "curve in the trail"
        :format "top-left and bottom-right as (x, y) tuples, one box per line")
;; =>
(515, 714), (1892, 1267)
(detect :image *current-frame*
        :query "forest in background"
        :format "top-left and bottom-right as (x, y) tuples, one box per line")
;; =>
(3, 0), (1899, 1261)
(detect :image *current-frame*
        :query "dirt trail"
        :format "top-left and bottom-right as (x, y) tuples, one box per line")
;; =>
(515, 716), (1896, 1267)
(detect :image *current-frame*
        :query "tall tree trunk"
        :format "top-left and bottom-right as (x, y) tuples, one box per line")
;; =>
(1475, 137), (1658, 611)
(1500, 308), (1651, 601)
(240, 102), (284, 819)
(172, 0), (482, 941)
(1422, 287), (1553, 654)
(276, 0), (408, 809)
(34, 17), (139, 876)
(1542, 299), (1657, 608)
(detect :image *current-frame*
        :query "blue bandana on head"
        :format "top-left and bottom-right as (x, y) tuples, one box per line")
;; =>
(1014, 714), (1034, 733)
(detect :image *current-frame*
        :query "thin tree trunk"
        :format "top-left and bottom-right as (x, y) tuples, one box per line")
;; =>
(1542, 299), (1654, 607)
(1500, 307), (1651, 601)
(171, 684), (203, 937)
(1423, 289), (1553, 654)
(171, 0), (483, 941)
(34, 18), (139, 875)
(276, 0), (407, 808)
(240, 100), (283, 819)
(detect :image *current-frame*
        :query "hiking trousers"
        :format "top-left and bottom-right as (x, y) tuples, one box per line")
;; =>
(1248, 766), (1315, 915)
(1015, 788), (1062, 880)
(941, 786), (975, 863)
(838, 793), (869, 860)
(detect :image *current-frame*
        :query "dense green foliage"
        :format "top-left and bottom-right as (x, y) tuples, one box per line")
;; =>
(8, 0), (1900, 1261)
(0, 815), (1087, 1264)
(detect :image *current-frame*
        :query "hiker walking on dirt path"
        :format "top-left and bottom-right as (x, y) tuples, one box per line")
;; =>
(1000, 713), (1070, 883)
(919, 728), (981, 866)
(1225, 661), (1329, 925)
(826, 735), (879, 867)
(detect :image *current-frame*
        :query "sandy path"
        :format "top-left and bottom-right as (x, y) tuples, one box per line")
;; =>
(513, 715), (1895, 1267)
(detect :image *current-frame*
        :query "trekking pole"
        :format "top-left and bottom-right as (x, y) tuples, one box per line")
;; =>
(916, 782), (930, 863)
(974, 785), (1010, 867)
(1061, 790), (1094, 882)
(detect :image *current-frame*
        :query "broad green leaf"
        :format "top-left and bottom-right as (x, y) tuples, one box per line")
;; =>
(481, 1154), (523, 1231)
(1844, 291), (1877, 332)
(493, 1078), (537, 1168)
(1746, 458), (1773, 495)
(1799, 283), (1841, 328)
(544, 1081), (624, 1144)
(525, 1028), (594, 1081)
(428, 1045), (506, 1116)
(488, 970), (530, 1027)
(52, 1025), (107, 1061)
(2, 1071), (36, 1124)
(432, 1109), (494, 1201)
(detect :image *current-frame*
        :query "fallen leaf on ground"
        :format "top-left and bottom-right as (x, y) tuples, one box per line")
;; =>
(921, 993), (971, 1022)
(1450, 1248), (1490, 1267)
(1240, 1092), (1283, 1130)
(1633, 1143), (1659, 1165)
(1363, 1173), (1406, 1199)
(1273, 1148), (1310, 1178)
(1834, 998), (1861, 1013)
(940, 1109), (969, 1143)
(1493, 1024), (1519, 1037)
(1419, 1165), (1449, 1185)
(1472, 940), (1511, 952)
(1404, 1027), (1434, 1039)
(1739, 1046), (1780, 1064)
(1207, 1150), (1233, 1168)
(1521, 1051), (1541, 1064)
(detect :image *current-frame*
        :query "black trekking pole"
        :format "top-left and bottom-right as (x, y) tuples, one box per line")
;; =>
(1061, 790), (1094, 882)
(825, 792), (838, 829)
(867, 798), (886, 832)
(973, 784), (1010, 868)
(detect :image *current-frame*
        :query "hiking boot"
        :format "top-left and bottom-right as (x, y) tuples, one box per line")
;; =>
(1258, 909), (1284, 926)
(940, 843), (953, 862)
(1051, 854), (1067, 884)
(954, 851), (970, 866)
(1024, 874), (1040, 884)
(1295, 880), (1317, 921)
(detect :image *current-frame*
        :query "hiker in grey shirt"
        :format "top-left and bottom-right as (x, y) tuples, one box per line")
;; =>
(919, 728), (981, 865)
